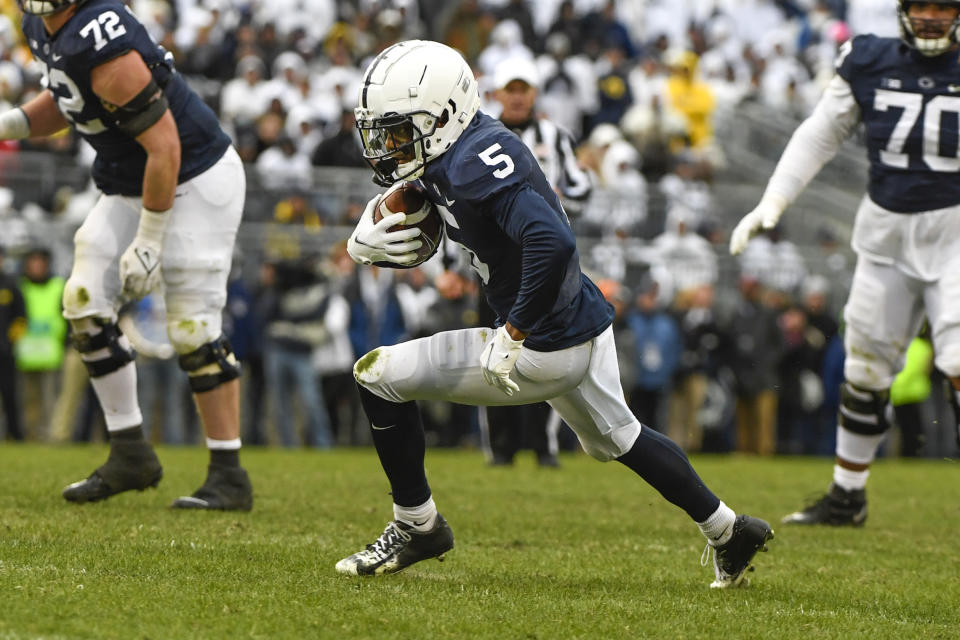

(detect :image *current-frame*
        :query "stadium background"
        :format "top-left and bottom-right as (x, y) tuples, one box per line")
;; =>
(0, 0), (956, 458)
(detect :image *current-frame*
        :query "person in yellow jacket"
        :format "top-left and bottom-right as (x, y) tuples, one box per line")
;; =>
(16, 247), (66, 440)
(889, 328), (934, 457)
(663, 50), (716, 151)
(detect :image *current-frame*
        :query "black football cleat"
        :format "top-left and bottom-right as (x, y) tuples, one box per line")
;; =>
(781, 483), (867, 526)
(170, 464), (253, 511)
(63, 441), (163, 504)
(335, 514), (455, 576)
(703, 515), (774, 589)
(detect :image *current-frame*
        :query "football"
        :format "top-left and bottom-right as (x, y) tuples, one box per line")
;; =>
(374, 181), (444, 267)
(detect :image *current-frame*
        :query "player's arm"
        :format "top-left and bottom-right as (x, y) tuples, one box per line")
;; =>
(729, 74), (860, 255)
(478, 184), (573, 395)
(0, 91), (70, 139)
(92, 50), (180, 299)
(495, 185), (577, 337)
(91, 50), (180, 212)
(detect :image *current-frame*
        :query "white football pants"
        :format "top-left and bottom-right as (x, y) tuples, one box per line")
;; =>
(62, 147), (245, 351)
(845, 195), (960, 388)
(354, 324), (642, 461)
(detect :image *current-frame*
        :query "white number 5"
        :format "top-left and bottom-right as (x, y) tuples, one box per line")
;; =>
(478, 143), (515, 179)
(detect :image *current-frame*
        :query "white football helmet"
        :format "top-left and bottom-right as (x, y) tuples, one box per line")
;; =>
(355, 40), (480, 185)
(898, 0), (960, 56)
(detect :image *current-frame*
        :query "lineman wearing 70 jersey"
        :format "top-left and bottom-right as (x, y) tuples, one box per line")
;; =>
(337, 40), (772, 588)
(1, 0), (251, 509)
(731, 1), (960, 525)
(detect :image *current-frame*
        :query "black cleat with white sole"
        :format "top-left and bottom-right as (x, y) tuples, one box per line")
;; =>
(63, 441), (163, 504)
(703, 514), (774, 589)
(781, 483), (867, 526)
(336, 514), (454, 576)
(170, 464), (253, 511)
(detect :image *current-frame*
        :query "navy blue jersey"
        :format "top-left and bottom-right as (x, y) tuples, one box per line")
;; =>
(22, 0), (230, 196)
(838, 34), (960, 212)
(421, 112), (613, 352)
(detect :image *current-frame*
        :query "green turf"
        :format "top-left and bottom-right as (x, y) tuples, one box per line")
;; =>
(1, 445), (958, 639)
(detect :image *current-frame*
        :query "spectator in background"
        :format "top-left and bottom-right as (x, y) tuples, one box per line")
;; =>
(16, 247), (66, 441)
(439, 0), (496, 65)
(662, 49), (716, 154)
(582, 1), (636, 60)
(627, 270), (682, 430)
(313, 244), (358, 445)
(669, 282), (723, 452)
(728, 274), (783, 456)
(587, 43), (634, 133)
(801, 274), (839, 346)
(0, 246), (26, 440)
(650, 205), (717, 295)
(262, 258), (334, 448)
(536, 32), (598, 139)
(776, 305), (826, 455)
(311, 108), (367, 168)
(477, 19), (533, 76)
(220, 56), (271, 130)
(256, 135), (312, 191)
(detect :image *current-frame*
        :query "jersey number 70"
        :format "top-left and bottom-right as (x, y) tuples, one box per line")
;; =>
(875, 89), (960, 171)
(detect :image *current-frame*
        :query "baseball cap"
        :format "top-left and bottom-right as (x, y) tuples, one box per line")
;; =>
(494, 57), (539, 91)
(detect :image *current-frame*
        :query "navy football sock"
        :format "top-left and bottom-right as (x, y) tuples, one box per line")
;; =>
(616, 426), (721, 522)
(357, 384), (431, 507)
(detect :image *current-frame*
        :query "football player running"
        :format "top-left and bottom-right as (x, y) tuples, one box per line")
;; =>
(1, 0), (251, 510)
(337, 40), (773, 588)
(731, 1), (960, 525)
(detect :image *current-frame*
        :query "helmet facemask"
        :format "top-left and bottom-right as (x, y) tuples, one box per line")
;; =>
(898, 0), (960, 56)
(18, 0), (81, 16)
(355, 109), (444, 186)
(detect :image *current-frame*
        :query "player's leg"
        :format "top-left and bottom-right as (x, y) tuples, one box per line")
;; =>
(783, 257), (923, 525)
(925, 271), (960, 450)
(337, 326), (585, 575)
(61, 194), (163, 503)
(162, 147), (251, 511)
(545, 325), (772, 588)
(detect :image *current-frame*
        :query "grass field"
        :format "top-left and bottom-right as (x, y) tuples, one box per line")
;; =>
(1, 444), (958, 640)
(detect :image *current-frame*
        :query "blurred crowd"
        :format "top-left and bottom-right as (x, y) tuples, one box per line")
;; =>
(0, 0), (955, 457)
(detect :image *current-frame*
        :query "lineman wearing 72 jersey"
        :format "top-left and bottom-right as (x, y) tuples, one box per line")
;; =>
(337, 39), (773, 587)
(731, 1), (960, 525)
(2, 0), (251, 509)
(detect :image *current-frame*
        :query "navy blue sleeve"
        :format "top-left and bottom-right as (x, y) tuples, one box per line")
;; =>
(481, 184), (577, 333)
(448, 130), (537, 201)
(836, 34), (879, 82)
(60, 4), (142, 66)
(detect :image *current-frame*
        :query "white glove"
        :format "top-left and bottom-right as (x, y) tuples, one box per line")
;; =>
(346, 194), (423, 265)
(729, 195), (789, 256)
(120, 207), (167, 300)
(479, 325), (524, 396)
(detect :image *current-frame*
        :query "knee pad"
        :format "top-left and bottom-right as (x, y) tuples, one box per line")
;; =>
(353, 347), (404, 402)
(166, 311), (223, 353)
(839, 382), (890, 436)
(177, 334), (240, 393)
(71, 317), (136, 378)
(63, 276), (113, 320)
